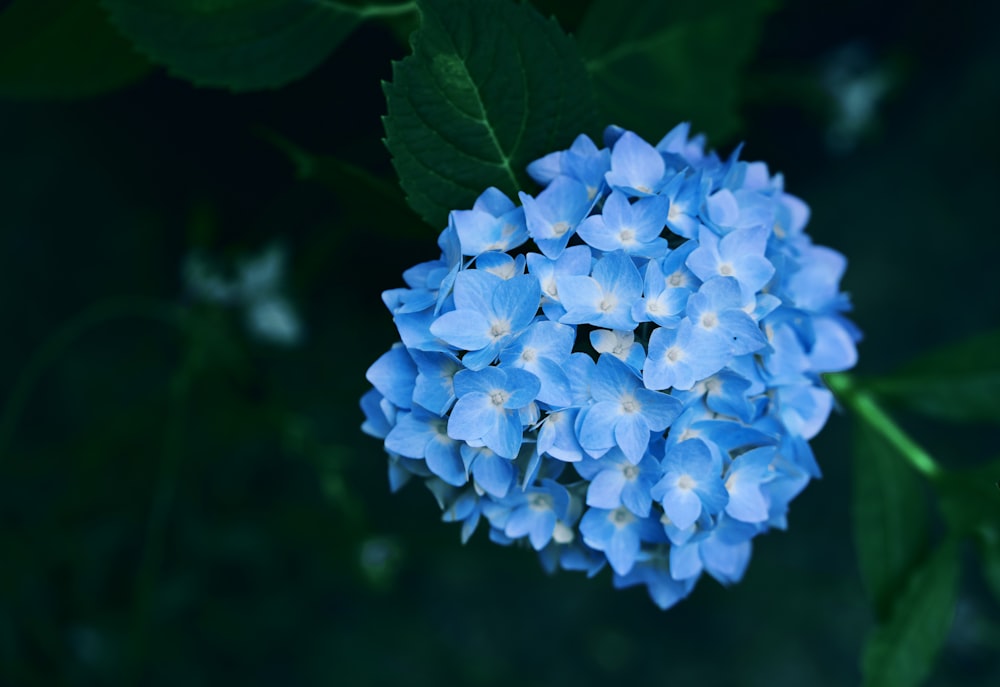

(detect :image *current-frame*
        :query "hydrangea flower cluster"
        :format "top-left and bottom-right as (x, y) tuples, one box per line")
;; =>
(361, 124), (859, 609)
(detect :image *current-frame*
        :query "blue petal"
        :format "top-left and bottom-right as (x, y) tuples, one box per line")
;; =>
(493, 274), (541, 331)
(447, 393), (496, 442)
(576, 401), (620, 454)
(661, 486), (701, 530)
(425, 437), (468, 487)
(365, 345), (417, 409)
(614, 413), (650, 464)
(635, 389), (682, 431)
(383, 411), (435, 459)
(606, 527), (640, 575)
(483, 410), (523, 459)
(452, 268), (502, 315)
(606, 131), (665, 195)
(669, 541), (703, 580)
(587, 469), (626, 509)
(429, 309), (492, 351)
(471, 451), (515, 498)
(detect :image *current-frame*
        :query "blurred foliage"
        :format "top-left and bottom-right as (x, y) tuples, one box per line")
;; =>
(866, 329), (1000, 425)
(1, 0), (999, 686)
(578, 0), (777, 143)
(0, 0), (151, 99)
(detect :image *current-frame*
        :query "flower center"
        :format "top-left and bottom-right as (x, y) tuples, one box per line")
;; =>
(490, 390), (509, 407)
(666, 346), (682, 362)
(552, 221), (570, 237)
(530, 493), (552, 510)
(667, 271), (685, 287)
(622, 464), (640, 480)
(719, 263), (734, 276)
(490, 319), (511, 339)
(676, 474), (696, 491)
(611, 507), (634, 525)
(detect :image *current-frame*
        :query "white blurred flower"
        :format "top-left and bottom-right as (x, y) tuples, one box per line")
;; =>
(184, 244), (303, 346)
(823, 42), (892, 155)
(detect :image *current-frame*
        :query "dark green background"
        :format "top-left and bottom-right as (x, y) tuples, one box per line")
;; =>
(1, 1), (998, 684)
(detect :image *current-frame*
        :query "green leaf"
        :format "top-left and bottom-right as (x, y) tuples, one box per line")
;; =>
(0, 0), (152, 99)
(862, 542), (959, 687)
(937, 457), (1000, 536)
(981, 528), (1000, 604)
(101, 0), (409, 90)
(383, 0), (599, 228)
(853, 419), (930, 621)
(266, 133), (419, 234)
(577, 0), (776, 143)
(867, 328), (1000, 424)
(937, 457), (1000, 603)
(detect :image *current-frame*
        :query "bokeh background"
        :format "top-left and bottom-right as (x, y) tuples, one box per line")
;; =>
(1, 0), (999, 685)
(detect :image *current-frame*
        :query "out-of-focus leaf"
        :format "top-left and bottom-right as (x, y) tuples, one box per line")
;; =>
(868, 329), (1000, 424)
(0, 0), (151, 99)
(861, 542), (959, 687)
(101, 0), (401, 90)
(577, 0), (777, 143)
(262, 131), (423, 238)
(384, 0), (598, 228)
(937, 457), (1000, 604)
(980, 525), (1000, 604)
(853, 419), (930, 621)
(937, 457), (1000, 535)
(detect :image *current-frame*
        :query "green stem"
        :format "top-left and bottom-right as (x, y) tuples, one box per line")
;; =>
(127, 353), (194, 687)
(314, 0), (418, 19)
(825, 372), (943, 481)
(0, 296), (184, 464)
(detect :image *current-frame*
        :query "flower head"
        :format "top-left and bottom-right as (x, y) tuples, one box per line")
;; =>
(362, 123), (859, 609)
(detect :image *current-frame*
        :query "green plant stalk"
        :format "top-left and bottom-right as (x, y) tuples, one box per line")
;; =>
(0, 296), (184, 463)
(825, 372), (943, 481)
(127, 353), (195, 687)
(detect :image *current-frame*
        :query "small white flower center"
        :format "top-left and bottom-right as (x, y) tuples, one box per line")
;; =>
(700, 312), (719, 329)
(666, 346), (682, 362)
(520, 347), (537, 362)
(668, 204), (683, 223)
(551, 221), (570, 237)
(490, 320), (511, 339)
(599, 295), (617, 312)
(530, 493), (553, 510)
(621, 397), (639, 414)
(618, 228), (636, 244)
(490, 390), (509, 407)
(622, 464), (640, 480)
(667, 271), (685, 287)
(719, 263), (734, 276)
(676, 474), (696, 491)
(611, 507), (634, 525)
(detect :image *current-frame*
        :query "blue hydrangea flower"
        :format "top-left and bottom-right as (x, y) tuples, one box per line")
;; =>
(362, 122), (860, 610)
